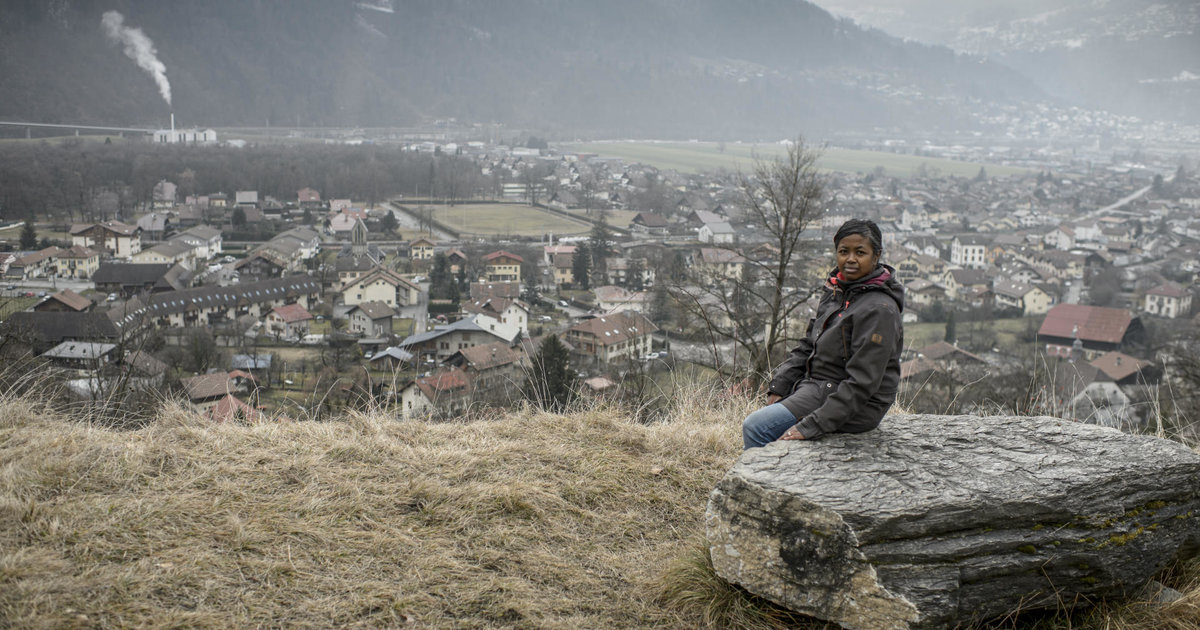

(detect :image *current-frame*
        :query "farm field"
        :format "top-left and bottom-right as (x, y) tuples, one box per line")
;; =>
(561, 141), (1031, 179)
(0, 223), (71, 243)
(427, 203), (593, 237)
(903, 316), (1039, 353)
(560, 208), (638, 229)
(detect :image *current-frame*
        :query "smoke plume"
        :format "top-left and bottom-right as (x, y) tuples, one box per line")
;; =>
(101, 10), (172, 106)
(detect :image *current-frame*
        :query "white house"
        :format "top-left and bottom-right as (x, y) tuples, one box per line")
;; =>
(170, 225), (223, 260)
(462, 296), (529, 338)
(992, 278), (1054, 316)
(950, 235), (990, 269)
(1144, 283), (1192, 319)
(342, 268), (421, 308)
(698, 221), (736, 244)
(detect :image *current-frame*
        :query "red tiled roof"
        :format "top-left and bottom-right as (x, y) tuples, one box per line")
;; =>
(568, 311), (658, 347)
(206, 394), (264, 424)
(1090, 351), (1151, 382)
(47, 289), (92, 312)
(484, 250), (524, 263)
(1038, 304), (1132, 344)
(57, 245), (99, 259)
(182, 372), (236, 400)
(271, 303), (313, 324)
(1146, 283), (1186, 298)
(456, 342), (522, 372)
(413, 369), (472, 400)
(70, 221), (138, 236)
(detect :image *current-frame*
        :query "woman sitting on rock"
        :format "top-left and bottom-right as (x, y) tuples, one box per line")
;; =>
(743, 218), (905, 449)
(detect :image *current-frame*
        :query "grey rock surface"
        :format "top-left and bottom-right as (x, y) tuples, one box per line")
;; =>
(706, 414), (1200, 630)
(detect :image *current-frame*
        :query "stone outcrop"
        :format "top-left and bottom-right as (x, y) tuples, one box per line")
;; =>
(706, 414), (1200, 630)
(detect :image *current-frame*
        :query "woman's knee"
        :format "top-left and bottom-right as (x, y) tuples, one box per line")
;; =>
(742, 404), (796, 449)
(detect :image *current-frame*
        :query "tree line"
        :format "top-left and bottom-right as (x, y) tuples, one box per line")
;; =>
(0, 140), (493, 223)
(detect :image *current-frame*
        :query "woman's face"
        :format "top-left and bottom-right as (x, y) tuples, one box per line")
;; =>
(835, 233), (879, 282)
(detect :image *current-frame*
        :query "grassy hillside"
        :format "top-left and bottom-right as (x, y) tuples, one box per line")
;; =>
(2, 392), (1198, 629)
(562, 141), (1031, 179)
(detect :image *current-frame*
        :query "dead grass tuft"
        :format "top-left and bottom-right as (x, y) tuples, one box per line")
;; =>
(3, 388), (1199, 629)
(656, 536), (833, 629)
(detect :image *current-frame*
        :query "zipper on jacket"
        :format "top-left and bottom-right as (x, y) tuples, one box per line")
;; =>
(804, 288), (852, 376)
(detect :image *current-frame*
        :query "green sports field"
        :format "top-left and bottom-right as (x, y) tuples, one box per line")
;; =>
(428, 203), (593, 237)
(561, 141), (1030, 179)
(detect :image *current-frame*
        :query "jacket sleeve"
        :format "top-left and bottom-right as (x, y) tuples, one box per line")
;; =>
(767, 318), (815, 397)
(795, 301), (900, 439)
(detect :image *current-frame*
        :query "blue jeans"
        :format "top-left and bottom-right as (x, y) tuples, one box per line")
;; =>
(742, 403), (798, 450)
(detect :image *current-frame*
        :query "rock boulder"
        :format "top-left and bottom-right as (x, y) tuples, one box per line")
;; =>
(706, 414), (1200, 630)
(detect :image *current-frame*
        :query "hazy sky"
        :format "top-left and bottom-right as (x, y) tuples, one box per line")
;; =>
(813, 0), (1077, 44)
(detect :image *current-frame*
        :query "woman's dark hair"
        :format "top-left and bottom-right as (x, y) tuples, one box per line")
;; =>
(834, 218), (883, 257)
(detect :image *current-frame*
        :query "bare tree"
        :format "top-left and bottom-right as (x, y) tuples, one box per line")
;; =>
(670, 137), (826, 380)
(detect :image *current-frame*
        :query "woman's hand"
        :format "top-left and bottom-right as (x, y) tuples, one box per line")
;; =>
(781, 425), (805, 440)
(766, 393), (782, 405)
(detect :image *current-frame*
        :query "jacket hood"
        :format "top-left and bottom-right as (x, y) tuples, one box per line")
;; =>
(826, 263), (905, 312)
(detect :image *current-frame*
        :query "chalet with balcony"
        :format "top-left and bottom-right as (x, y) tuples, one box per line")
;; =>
(5, 247), (62, 279)
(70, 221), (141, 258)
(341, 268), (421, 308)
(410, 237), (436, 260)
(565, 310), (657, 363)
(56, 245), (101, 279)
(482, 250), (523, 283)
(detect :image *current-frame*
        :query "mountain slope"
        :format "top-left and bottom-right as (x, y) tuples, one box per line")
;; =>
(816, 0), (1199, 125)
(949, 0), (1200, 124)
(0, 0), (1044, 137)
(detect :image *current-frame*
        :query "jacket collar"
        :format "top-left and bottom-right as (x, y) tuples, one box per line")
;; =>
(825, 264), (890, 291)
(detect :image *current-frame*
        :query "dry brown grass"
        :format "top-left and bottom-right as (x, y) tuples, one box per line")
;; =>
(3, 389), (1200, 629)
(1, 388), (758, 628)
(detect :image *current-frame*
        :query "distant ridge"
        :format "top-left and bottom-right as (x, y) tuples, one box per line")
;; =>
(0, 0), (1042, 138)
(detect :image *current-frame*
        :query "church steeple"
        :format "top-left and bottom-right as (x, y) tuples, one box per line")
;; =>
(351, 219), (368, 257)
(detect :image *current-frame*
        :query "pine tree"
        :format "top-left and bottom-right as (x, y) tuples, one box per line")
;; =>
(589, 219), (612, 284)
(428, 252), (453, 300)
(380, 211), (398, 235)
(522, 335), (577, 412)
(625, 258), (645, 291)
(572, 242), (591, 290)
(944, 309), (957, 344)
(19, 221), (37, 250)
(649, 284), (671, 325)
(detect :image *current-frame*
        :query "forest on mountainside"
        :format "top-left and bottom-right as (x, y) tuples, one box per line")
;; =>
(0, 0), (1041, 138)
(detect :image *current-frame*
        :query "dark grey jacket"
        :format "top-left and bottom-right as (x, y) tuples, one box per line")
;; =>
(767, 264), (904, 439)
